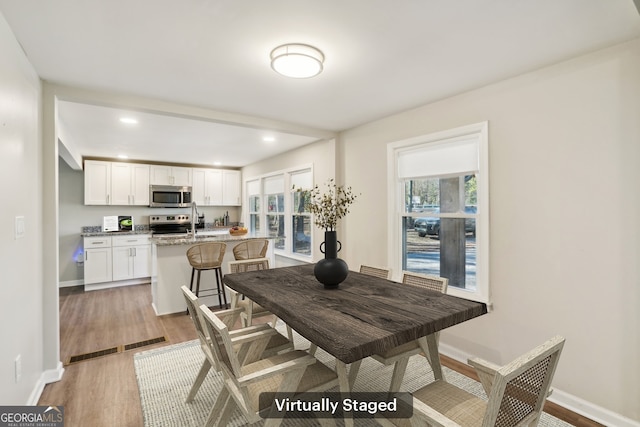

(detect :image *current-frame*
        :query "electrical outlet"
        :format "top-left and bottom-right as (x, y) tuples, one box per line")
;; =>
(15, 354), (22, 383)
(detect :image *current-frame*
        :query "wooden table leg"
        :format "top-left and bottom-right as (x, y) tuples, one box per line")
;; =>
(418, 334), (444, 381)
(348, 360), (362, 389)
(335, 360), (354, 427)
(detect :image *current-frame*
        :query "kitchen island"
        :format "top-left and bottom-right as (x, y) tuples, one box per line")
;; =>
(150, 231), (276, 315)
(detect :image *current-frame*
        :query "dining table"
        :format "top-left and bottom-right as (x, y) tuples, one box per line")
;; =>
(223, 263), (488, 426)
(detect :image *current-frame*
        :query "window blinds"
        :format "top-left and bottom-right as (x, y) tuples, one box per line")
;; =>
(397, 136), (479, 179)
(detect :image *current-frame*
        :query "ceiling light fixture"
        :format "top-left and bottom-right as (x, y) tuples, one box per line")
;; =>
(270, 43), (324, 78)
(119, 117), (138, 124)
(263, 136), (275, 142)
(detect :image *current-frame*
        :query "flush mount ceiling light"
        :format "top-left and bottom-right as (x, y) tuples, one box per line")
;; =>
(270, 43), (324, 78)
(119, 117), (138, 124)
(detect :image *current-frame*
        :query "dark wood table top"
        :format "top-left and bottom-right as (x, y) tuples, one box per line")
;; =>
(223, 264), (488, 364)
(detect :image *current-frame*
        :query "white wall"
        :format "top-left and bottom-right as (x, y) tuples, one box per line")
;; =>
(0, 13), (45, 404)
(340, 38), (640, 423)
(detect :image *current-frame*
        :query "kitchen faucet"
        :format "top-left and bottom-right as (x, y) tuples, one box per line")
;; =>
(191, 201), (198, 241)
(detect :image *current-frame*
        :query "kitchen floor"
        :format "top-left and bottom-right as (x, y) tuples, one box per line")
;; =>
(40, 284), (196, 427)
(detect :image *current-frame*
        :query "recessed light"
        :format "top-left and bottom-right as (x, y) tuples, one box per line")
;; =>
(117, 154), (129, 159)
(213, 161), (222, 166)
(263, 136), (275, 142)
(119, 117), (138, 124)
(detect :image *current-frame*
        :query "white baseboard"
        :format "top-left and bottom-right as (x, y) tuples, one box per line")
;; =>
(27, 361), (64, 405)
(438, 342), (640, 427)
(59, 279), (83, 288)
(548, 389), (640, 427)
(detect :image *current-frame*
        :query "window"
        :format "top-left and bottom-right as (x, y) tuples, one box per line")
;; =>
(388, 122), (489, 303)
(245, 166), (313, 260)
(264, 175), (285, 250)
(291, 170), (312, 256)
(247, 180), (261, 233)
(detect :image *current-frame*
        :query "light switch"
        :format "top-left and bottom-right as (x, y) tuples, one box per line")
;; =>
(15, 216), (25, 239)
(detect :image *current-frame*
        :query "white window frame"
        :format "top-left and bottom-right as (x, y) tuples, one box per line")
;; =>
(244, 164), (314, 262)
(386, 122), (490, 303)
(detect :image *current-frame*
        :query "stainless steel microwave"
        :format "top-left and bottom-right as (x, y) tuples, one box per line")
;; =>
(149, 185), (192, 208)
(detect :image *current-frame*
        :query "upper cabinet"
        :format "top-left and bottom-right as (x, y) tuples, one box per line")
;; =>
(150, 165), (192, 186)
(192, 168), (222, 205)
(111, 163), (150, 206)
(84, 160), (111, 205)
(85, 160), (239, 206)
(193, 168), (241, 206)
(222, 170), (241, 206)
(85, 160), (149, 206)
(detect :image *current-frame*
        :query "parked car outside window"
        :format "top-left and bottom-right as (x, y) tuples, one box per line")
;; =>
(414, 206), (476, 238)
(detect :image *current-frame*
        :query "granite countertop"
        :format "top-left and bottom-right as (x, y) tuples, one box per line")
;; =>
(80, 224), (233, 238)
(81, 230), (153, 237)
(151, 232), (276, 246)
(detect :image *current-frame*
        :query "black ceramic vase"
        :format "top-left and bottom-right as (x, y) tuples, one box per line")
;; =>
(314, 231), (349, 289)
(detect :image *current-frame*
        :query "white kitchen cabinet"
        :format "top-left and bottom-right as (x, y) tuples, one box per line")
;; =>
(112, 235), (152, 280)
(150, 165), (192, 186)
(84, 160), (111, 205)
(111, 163), (150, 206)
(84, 236), (112, 284)
(192, 168), (223, 205)
(222, 170), (241, 206)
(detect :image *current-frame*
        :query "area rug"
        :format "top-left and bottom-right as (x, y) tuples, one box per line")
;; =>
(134, 324), (572, 427)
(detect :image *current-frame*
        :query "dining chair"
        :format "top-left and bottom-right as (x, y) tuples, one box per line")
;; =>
(359, 264), (391, 279)
(227, 258), (295, 343)
(198, 303), (339, 427)
(382, 335), (565, 427)
(232, 238), (269, 260)
(227, 257), (274, 327)
(181, 286), (293, 403)
(370, 272), (449, 392)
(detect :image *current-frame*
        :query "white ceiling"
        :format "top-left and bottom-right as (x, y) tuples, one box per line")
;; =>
(1, 0), (639, 168)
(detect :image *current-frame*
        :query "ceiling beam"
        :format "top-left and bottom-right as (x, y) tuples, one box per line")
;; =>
(44, 82), (337, 140)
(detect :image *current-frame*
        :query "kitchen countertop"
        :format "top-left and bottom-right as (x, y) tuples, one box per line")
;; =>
(151, 232), (275, 246)
(80, 226), (234, 238)
(81, 230), (153, 237)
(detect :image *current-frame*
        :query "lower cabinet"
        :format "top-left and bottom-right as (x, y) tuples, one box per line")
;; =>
(84, 234), (151, 287)
(84, 239), (113, 285)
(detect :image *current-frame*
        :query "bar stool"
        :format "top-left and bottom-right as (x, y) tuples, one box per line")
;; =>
(186, 242), (228, 309)
(232, 239), (268, 260)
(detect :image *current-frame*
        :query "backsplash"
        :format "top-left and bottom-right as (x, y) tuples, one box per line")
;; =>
(82, 224), (150, 233)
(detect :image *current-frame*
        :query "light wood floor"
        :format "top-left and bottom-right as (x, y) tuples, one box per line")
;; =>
(40, 284), (602, 427)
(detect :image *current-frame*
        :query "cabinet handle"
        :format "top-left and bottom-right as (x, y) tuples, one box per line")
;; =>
(85, 252), (88, 261)
(133, 248), (137, 257)
(131, 195), (135, 205)
(107, 194), (110, 204)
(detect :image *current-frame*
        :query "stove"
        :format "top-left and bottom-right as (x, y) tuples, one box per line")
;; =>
(149, 214), (192, 235)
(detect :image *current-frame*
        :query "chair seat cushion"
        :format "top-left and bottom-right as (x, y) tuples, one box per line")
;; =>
(413, 380), (486, 426)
